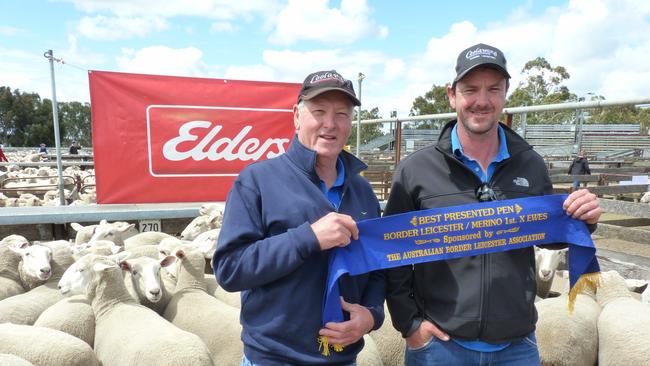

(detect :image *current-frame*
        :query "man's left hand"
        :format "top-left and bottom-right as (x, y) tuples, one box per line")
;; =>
(318, 297), (374, 347)
(563, 189), (602, 224)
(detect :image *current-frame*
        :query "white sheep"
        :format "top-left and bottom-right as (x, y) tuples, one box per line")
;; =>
(358, 334), (384, 366)
(369, 303), (405, 366)
(192, 228), (220, 259)
(213, 285), (241, 308)
(198, 202), (225, 216)
(0, 242), (74, 325)
(157, 237), (196, 279)
(122, 243), (160, 258)
(0, 234), (30, 249)
(70, 220), (138, 246)
(535, 247), (568, 298)
(34, 294), (95, 347)
(597, 270), (650, 365)
(163, 248), (243, 365)
(0, 353), (35, 366)
(0, 244), (27, 301)
(0, 323), (100, 366)
(70, 240), (122, 259)
(15, 243), (54, 290)
(535, 289), (600, 366)
(180, 213), (222, 241)
(17, 193), (42, 207)
(123, 231), (174, 250)
(58, 254), (215, 366)
(120, 255), (176, 315)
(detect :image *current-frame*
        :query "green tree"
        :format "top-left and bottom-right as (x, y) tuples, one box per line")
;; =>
(347, 107), (384, 148)
(506, 57), (576, 126)
(408, 84), (453, 129)
(586, 95), (650, 133)
(59, 101), (92, 146)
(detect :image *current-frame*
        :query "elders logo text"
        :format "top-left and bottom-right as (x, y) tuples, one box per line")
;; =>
(147, 105), (292, 177)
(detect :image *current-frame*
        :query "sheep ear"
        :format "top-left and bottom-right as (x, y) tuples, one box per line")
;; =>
(118, 224), (135, 233)
(99, 219), (108, 225)
(93, 262), (113, 272)
(175, 249), (186, 259)
(119, 260), (132, 272)
(8, 246), (26, 255)
(108, 251), (130, 264)
(70, 223), (83, 231)
(160, 256), (177, 267)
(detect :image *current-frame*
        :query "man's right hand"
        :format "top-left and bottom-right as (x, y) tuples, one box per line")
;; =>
(406, 320), (450, 349)
(311, 212), (359, 251)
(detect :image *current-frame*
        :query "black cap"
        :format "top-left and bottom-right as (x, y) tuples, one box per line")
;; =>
(298, 70), (361, 106)
(454, 43), (511, 83)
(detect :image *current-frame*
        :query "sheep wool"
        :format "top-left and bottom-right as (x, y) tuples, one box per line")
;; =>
(0, 242), (73, 324)
(163, 248), (243, 365)
(597, 270), (650, 366)
(0, 323), (100, 366)
(0, 244), (26, 301)
(535, 291), (600, 366)
(123, 231), (174, 250)
(357, 334), (384, 366)
(0, 353), (35, 366)
(369, 303), (405, 366)
(77, 255), (215, 366)
(34, 294), (95, 347)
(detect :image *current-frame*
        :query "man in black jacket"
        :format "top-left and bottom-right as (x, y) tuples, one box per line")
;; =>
(385, 43), (602, 366)
(568, 151), (591, 191)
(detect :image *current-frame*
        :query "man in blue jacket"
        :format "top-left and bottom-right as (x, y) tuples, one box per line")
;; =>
(213, 70), (385, 366)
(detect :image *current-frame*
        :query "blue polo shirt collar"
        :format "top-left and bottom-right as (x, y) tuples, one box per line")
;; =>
(451, 123), (510, 182)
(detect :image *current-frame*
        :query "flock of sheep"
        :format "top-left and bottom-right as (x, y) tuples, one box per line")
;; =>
(0, 165), (96, 207)
(0, 203), (648, 365)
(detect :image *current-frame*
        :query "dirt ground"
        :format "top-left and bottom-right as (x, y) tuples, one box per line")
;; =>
(593, 235), (650, 258)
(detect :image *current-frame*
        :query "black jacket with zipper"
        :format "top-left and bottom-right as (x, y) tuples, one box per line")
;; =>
(384, 120), (553, 344)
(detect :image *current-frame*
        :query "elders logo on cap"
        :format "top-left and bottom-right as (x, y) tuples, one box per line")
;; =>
(298, 70), (361, 106)
(454, 43), (510, 83)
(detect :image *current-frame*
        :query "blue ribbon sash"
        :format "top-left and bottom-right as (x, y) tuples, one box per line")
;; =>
(323, 194), (600, 324)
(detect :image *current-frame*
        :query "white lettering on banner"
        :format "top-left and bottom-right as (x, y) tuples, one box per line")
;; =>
(162, 120), (289, 162)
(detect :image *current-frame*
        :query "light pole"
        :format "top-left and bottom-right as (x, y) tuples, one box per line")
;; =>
(44, 49), (66, 206)
(356, 72), (365, 156)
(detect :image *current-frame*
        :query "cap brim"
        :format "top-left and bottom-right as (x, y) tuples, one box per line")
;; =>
(454, 63), (511, 83)
(300, 87), (361, 106)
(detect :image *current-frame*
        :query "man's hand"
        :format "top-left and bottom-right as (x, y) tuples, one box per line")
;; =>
(311, 212), (359, 251)
(563, 189), (602, 225)
(405, 320), (449, 349)
(318, 297), (374, 347)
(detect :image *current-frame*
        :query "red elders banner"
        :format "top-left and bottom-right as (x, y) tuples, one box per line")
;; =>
(89, 71), (300, 203)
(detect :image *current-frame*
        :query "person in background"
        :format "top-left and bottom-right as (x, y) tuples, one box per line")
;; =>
(384, 43), (602, 366)
(69, 140), (81, 154)
(568, 150), (591, 191)
(0, 144), (8, 162)
(38, 143), (48, 154)
(213, 70), (385, 366)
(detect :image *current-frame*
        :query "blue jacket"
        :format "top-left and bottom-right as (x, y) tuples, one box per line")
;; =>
(213, 136), (385, 365)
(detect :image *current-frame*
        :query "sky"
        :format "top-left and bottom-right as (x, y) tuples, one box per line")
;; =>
(1, 0), (649, 117)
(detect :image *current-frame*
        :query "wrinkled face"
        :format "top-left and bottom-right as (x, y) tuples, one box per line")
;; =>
(59, 258), (94, 295)
(294, 91), (354, 161)
(16, 244), (52, 280)
(448, 67), (507, 136)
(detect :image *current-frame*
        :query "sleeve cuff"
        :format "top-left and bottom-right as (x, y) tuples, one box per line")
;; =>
(404, 317), (423, 338)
